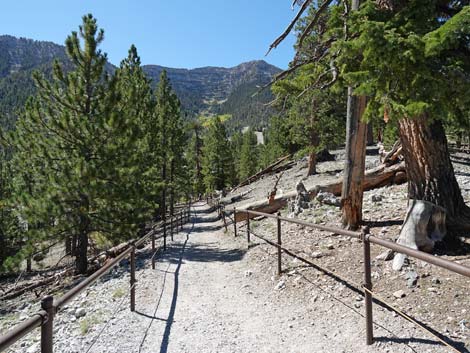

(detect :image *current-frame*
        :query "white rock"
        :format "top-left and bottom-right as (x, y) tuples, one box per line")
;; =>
(74, 308), (86, 318)
(393, 290), (406, 298)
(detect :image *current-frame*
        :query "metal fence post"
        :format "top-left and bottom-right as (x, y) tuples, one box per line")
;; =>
(277, 212), (282, 276)
(151, 231), (156, 270)
(130, 246), (136, 312)
(362, 226), (373, 345)
(233, 207), (237, 237)
(246, 211), (250, 245)
(41, 295), (54, 353)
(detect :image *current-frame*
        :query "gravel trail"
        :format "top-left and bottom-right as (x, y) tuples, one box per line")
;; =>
(73, 202), (443, 353)
(7, 201), (461, 353)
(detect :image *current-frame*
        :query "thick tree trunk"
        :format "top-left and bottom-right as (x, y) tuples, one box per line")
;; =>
(306, 151), (317, 176)
(398, 115), (470, 233)
(341, 93), (368, 230)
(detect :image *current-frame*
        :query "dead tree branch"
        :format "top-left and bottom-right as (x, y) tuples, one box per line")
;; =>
(266, 0), (314, 56)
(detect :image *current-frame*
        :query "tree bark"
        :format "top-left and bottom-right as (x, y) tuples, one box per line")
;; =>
(65, 236), (71, 255)
(398, 115), (470, 233)
(75, 215), (89, 274)
(341, 92), (368, 230)
(306, 151), (317, 176)
(367, 123), (374, 146)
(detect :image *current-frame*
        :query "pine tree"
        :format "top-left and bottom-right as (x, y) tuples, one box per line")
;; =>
(116, 45), (158, 221)
(187, 121), (205, 197)
(154, 71), (187, 219)
(10, 15), (147, 274)
(201, 116), (234, 192)
(238, 129), (259, 181)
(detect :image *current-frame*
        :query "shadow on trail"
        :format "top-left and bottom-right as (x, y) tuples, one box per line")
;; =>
(162, 243), (245, 264)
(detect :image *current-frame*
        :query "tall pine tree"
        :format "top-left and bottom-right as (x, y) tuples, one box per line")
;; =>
(10, 15), (147, 274)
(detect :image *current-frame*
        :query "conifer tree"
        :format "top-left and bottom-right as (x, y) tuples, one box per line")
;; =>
(154, 71), (186, 219)
(10, 15), (147, 274)
(116, 45), (158, 220)
(187, 121), (205, 197)
(238, 129), (259, 181)
(201, 116), (234, 192)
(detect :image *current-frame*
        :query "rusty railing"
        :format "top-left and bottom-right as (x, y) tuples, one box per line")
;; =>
(220, 204), (470, 350)
(0, 204), (192, 353)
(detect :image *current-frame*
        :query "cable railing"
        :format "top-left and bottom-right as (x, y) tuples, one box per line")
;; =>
(218, 203), (470, 352)
(0, 205), (192, 353)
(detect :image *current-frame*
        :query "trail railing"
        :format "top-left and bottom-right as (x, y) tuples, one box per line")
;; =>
(218, 204), (470, 351)
(0, 205), (192, 353)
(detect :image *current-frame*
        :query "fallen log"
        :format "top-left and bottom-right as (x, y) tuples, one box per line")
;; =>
(234, 162), (406, 222)
(231, 154), (292, 192)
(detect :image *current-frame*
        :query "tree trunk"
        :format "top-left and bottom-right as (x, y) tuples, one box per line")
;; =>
(75, 216), (89, 274)
(367, 123), (374, 146)
(456, 131), (462, 149)
(170, 160), (175, 220)
(341, 92), (368, 230)
(398, 115), (470, 234)
(306, 151), (317, 176)
(65, 236), (71, 255)
(71, 234), (77, 256)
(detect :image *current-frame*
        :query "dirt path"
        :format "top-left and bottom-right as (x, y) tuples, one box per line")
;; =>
(65, 202), (452, 353)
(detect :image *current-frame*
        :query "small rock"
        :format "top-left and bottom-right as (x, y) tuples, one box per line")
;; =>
(371, 194), (383, 203)
(428, 287), (438, 293)
(74, 308), (86, 318)
(431, 277), (441, 285)
(275, 280), (286, 290)
(244, 270), (252, 277)
(405, 270), (419, 288)
(311, 251), (324, 259)
(376, 249), (394, 261)
(393, 290), (406, 298)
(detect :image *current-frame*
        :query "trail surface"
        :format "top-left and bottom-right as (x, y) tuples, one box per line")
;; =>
(9, 202), (462, 353)
(81, 202), (449, 353)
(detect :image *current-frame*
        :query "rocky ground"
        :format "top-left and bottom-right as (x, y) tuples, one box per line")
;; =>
(1, 149), (470, 352)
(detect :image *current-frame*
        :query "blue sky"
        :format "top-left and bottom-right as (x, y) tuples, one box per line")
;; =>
(0, 0), (297, 69)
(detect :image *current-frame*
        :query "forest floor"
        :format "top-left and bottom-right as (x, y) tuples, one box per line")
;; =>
(1, 148), (470, 352)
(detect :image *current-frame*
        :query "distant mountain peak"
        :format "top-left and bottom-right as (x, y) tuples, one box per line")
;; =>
(0, 35), (281, 132)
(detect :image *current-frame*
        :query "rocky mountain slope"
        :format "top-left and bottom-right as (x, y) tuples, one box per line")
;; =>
(0, 35), (281, 131)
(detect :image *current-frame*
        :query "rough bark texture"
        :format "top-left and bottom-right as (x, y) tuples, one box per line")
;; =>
(341, 93), (368, 230)
(306, 151), (317, 176)
(75, 215), (89, 274)
(398, 116), (470, 233)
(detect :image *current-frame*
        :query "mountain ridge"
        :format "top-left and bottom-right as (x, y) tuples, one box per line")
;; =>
(0, 35), (281, 131)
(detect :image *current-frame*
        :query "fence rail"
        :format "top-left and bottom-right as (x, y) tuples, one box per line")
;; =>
(217, 202), (470, 351)
(0, 205), (192, 353)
